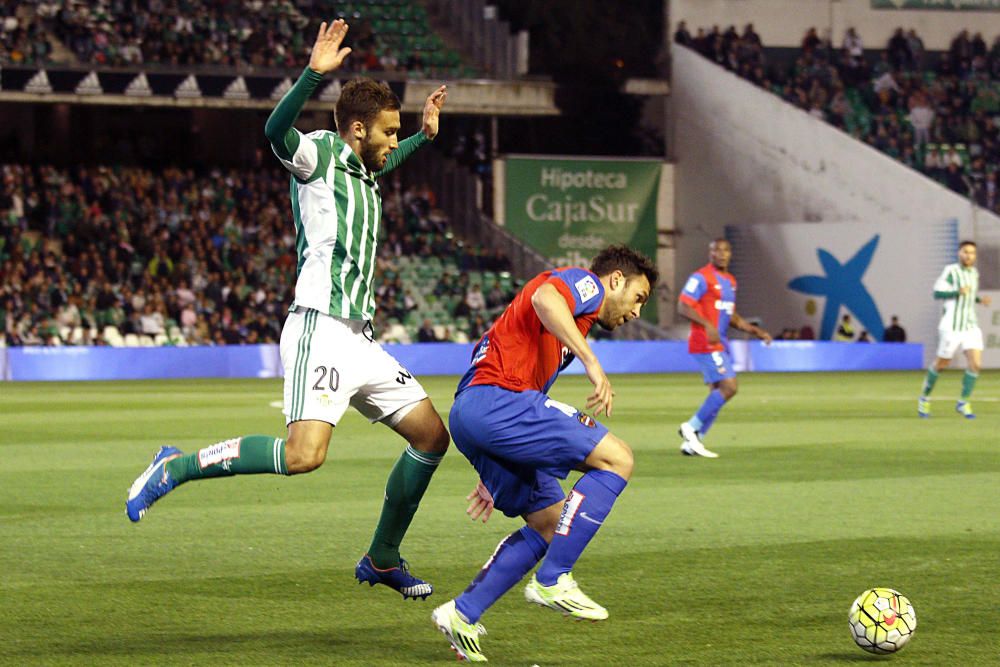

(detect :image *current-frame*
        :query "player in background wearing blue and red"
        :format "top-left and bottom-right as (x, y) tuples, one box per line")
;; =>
(431, 246), (657, 662)
(677, 238), (771, 458)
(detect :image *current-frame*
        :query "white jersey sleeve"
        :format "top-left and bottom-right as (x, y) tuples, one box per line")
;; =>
(272, 129), (320, 181)
(933, 265), (955, 294)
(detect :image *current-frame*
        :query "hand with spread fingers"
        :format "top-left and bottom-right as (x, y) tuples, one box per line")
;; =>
(309, 19), (352, 74)
(465, 479), (494, 523)
(422, 85), (447, 140)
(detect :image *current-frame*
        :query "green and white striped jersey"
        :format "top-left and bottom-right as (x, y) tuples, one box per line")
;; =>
(933, 263), (980, 332)
(275, 129), (383, 320)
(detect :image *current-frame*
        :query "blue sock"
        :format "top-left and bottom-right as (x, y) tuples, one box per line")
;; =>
(455, 526), (547, 623)
(695, 389), (727, 436)
(535, 470), (627, 586)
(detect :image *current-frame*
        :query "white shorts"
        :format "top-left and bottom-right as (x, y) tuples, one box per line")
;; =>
(280, 309), (427, 426)
(936, 327), (983, 360)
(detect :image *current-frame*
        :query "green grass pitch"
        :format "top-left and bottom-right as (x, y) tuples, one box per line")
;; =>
(2, 372), (998, 665)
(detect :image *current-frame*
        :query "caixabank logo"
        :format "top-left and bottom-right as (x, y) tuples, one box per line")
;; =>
(788, 235), (884, 341)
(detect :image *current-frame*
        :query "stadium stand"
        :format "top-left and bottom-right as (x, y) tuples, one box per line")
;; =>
(0, 0), (472, 77)
(0, 163), (516, 348)
(676, 24), (1000, 213)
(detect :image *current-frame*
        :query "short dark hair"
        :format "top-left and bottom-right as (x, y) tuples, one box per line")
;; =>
(960, 240), (977, 249)
(590, 245), (658, 287)
(335, 78), (401, 132)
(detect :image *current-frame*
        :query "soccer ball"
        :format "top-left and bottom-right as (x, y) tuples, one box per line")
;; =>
(848, 588), (917, 654)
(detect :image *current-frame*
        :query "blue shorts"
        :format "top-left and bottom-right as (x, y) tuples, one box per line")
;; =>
(692, 350), (737, 384)
(448, 385), (609, 518)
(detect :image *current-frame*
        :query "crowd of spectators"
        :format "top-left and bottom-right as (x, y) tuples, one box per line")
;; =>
(0, 162), (513, 348)
(1, 1), (456, 75)
(676, 23), (1000, 213)
(771, 315), (906, 343)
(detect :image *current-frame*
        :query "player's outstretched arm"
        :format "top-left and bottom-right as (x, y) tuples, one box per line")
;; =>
(376, 85), (447, 177)
(532, 283), (614, 417)
(732, 312), (772, 343)
(264, 20), (351, 161)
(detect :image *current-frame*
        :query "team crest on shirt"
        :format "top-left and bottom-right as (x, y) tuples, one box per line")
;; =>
(574, 275), (600, 302)
(577, 413), (597, 428)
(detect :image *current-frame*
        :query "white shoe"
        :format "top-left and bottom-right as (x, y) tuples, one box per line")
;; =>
(524, 573), (608, 621)
(432, 600), (488, 662)
(678, 423), (719, 458)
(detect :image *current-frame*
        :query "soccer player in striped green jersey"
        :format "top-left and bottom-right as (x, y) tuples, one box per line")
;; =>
(918, 241), (992, 419)
(126, 19), (452, 600)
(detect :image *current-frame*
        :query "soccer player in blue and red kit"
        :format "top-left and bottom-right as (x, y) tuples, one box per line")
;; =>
(677, 238), (771, 458)
(431, 245), (657, 662)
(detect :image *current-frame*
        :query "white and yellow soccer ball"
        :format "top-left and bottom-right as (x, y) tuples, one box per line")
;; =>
(848, 588), (917, 654)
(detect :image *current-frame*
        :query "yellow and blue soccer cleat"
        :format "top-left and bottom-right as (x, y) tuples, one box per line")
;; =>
(355, 554), (433, 600)
(917, 397), (930, 418)
(956, 401), (975, 419)
(126, 445), (182, 522)
(524, 573), (608, 621)
(431, 599), (488, 662)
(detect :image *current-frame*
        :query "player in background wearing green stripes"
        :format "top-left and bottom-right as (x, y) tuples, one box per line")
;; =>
(918, 240), (992, 419)
(126, 19), (450, 600)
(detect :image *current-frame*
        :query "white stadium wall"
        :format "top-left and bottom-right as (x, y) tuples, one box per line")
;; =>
(670, 0), (1000, 51)
(670, 45), (1000, 363)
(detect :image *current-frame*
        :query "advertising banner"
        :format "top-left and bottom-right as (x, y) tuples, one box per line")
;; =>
(501, 155), (662, 319)
(725, 220), (959, 362)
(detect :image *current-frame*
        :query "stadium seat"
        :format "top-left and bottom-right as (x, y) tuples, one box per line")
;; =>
(123, 333), (140, 347)
(103, 326), (124, 347)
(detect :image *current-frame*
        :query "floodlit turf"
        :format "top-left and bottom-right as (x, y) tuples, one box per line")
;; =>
(2, 371), (998, 665)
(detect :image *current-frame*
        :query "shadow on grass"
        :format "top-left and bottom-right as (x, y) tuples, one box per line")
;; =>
(5, 628), (445, 663)
(815, 652), (896, 662)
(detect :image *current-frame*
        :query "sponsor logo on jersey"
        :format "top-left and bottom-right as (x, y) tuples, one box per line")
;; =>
(472, 336), (490, 365)
(555, 489), (587, 536)
(577, 412), (596, 428)
(715, 299), (735, 314)
(574, 275), (600, 302)
(683, 276), (701, 295)
(198, 437), (241, 469)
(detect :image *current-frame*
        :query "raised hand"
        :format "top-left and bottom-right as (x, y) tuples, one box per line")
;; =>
(422, 85), (447, 140)
(465, 479), (494, 523)
(309, 19), (352, 74)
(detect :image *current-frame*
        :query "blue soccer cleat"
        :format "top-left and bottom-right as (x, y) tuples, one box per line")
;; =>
(917, 397), (930, 418)
(126, 445), (183, 522)
(956, 401), (976, 419)
(355, 554), (433, 600)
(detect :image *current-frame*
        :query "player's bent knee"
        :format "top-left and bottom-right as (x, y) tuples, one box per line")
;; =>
(584, 434), (634, 481)
(392, 400), (451, 454)
(524, 502), (562, 543)
(424, 420), (451, 454)
(284, 430), (331, 474)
